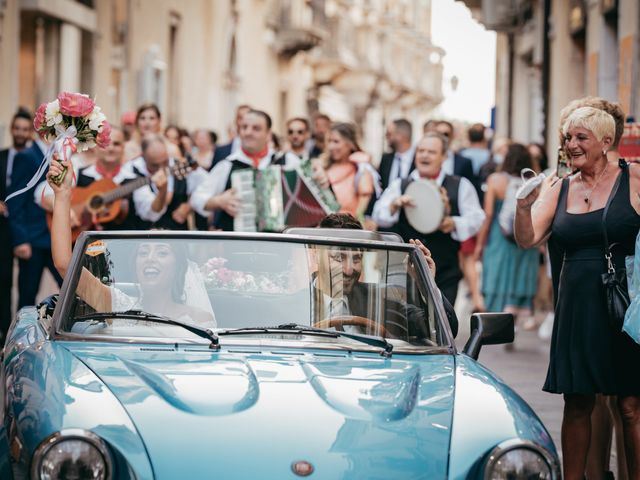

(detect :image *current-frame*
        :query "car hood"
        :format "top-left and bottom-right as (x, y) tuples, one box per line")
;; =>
(67, 344), (455, 479)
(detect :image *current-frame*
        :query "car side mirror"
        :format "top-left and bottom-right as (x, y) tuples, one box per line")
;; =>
(462, 313), (514, 360)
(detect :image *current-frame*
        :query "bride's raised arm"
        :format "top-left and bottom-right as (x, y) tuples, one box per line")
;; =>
(48, 158), (111, 312)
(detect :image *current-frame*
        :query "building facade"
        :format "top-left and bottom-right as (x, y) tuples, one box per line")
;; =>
(0, 0), (444, 160)
(460, 0), (640, 162)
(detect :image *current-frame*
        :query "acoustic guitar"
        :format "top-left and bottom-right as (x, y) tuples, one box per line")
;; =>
(47, 159), (195, 241)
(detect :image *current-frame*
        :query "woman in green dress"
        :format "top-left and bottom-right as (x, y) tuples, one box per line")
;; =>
(476, 143), (540, 320)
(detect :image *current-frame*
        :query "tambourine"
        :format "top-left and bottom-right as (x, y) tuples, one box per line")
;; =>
(404, 179), (445, 234)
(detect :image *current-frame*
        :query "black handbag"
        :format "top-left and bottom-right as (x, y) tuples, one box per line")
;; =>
(600, 164), (629, 329)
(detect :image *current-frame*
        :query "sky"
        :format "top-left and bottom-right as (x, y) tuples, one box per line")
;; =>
(430, 0), (496, 124)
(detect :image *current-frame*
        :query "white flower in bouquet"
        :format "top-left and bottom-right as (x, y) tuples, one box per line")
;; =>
(88, 106), (107, 131)
(45, 100), (63, 127)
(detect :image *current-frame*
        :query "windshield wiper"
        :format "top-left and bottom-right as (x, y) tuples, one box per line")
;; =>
(218, 323), (393, 358)
(73, 310), (219, 349)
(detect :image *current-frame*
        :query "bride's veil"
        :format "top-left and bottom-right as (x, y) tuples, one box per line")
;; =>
(184, 259), (217, 327)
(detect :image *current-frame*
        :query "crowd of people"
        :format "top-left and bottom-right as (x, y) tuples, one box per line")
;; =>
(1, 96), (639, 478)
(0, 102), (554, 340)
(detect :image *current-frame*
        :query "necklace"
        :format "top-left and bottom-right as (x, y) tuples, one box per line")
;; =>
(579, 162), (609, 208)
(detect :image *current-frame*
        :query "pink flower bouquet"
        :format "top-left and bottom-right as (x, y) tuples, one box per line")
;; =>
(34, 92), (111, 185)
(201, 257), (289, 294)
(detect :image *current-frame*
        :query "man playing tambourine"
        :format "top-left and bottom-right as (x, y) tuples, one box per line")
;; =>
(372, 132), (485, 305)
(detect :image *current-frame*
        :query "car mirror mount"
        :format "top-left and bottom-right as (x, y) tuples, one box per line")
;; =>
(37, 294), (59, 319)
(462, 312), (514, 360)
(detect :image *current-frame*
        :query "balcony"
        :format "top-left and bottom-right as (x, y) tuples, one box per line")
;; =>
(307, 0), (444, 109)
(269, 0), (326, 57)
(274, 26), (324, 57)
(456, 0), (533, 31)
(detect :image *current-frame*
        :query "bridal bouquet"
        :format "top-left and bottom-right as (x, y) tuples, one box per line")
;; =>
(34, 92), (111, 184)
(6, 92), (111, 201)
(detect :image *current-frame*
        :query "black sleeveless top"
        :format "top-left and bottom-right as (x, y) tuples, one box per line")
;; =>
(551, 160), (638, 261)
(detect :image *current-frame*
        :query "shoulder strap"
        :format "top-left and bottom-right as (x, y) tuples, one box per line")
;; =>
(601, 162), (626, 257)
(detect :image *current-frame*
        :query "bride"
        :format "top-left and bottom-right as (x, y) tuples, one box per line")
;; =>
(48, 157), (214, 326)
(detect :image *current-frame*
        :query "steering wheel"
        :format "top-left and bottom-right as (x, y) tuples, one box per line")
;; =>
(313, 315), (389, 338)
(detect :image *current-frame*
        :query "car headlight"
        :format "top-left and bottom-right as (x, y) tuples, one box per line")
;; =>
(31, 429), (112, 480)
(484, 439), (560, 480)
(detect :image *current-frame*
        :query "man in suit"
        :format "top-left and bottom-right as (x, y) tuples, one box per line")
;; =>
(308, 113), (332, 159)
(6, 114), (62, 311)
(1, 109), (33, 336)
(434, 121), (474, 182)
(212, 104), (252, 167)
(379, 118), (415, 190)
(317, 212), (459, 339)
(366, 119), (414, 228)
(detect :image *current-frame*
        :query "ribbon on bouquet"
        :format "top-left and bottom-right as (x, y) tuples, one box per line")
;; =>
(5, 125), (78, 202)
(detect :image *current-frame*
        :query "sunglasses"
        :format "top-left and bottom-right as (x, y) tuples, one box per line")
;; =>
(288, 129), (305, 135)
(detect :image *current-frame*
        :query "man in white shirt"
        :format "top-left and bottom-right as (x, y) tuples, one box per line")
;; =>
(372, 133), (485, 305)
(127, 134), (202, 230)
(190, 110), (301, 231)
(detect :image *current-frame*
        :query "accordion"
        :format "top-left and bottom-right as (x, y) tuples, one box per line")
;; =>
(231, 162), (340, 232)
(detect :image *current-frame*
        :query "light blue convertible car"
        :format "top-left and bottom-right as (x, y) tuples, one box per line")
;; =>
(0, 230), (559, 479)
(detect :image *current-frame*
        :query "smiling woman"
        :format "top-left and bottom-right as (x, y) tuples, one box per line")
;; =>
(47, 156), (215, 328)
(514, 105), (640, 479)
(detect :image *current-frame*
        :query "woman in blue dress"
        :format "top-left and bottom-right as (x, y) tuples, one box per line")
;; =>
(476, 143), (539, 320)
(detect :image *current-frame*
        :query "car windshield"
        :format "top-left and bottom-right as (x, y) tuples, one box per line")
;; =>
(59, 236), (446, 350)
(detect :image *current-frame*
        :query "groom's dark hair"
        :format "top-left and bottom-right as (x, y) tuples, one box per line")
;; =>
(318, 213), (362, 230)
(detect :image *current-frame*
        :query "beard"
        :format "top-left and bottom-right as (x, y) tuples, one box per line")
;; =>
(13, 138), (29, 149)
(342, 271), (361, 294)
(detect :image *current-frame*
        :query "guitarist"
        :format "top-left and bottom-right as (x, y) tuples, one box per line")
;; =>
(38, 126), (139, 231)
(127, 133), (203, 230)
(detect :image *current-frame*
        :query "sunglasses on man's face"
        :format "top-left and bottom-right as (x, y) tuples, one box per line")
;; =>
(288, 129), (305, 135)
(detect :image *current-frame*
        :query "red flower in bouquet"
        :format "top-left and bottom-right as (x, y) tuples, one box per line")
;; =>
(34, 103), (47, 131)
(58, 92), (95, 117)
(96, 121), (112, 148)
